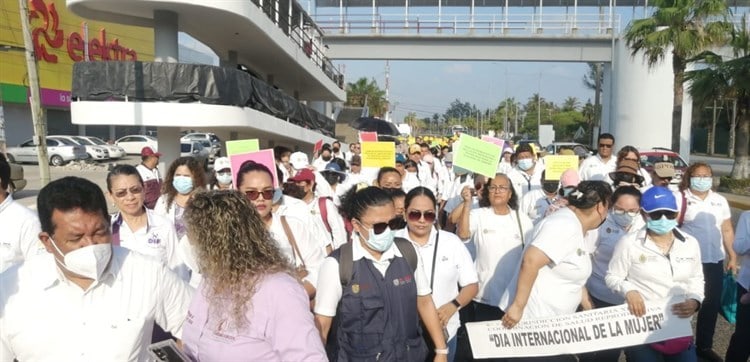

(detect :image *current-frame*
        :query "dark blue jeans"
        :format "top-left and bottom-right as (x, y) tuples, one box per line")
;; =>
(696, 261), (723, 350)
(725, 283), (750, 362)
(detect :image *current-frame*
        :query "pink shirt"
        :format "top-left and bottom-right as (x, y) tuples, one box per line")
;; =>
(182, 272), (327, 361)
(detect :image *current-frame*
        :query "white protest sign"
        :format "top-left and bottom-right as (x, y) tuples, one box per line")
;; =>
(467, 298), (692, 358)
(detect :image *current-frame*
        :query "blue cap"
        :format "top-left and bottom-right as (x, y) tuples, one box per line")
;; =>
(324, 162), (343, 173)
(395, 153), (407, 163)
(641, 186), (678, 213)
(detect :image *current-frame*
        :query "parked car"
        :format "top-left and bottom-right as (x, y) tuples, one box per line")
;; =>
(116, 135), (158, 155)
(199, 140), (219, 162)
(48, 135), (109, 161)
(181, 133), (221, 157)
(639, 147), (689, 186)
(545, 142), (593, 158)
(77, 136), (127, 159)
(180, 142), (210, 169)
(5, 138), (88, 166)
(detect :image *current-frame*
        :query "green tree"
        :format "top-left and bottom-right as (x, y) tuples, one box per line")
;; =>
(562, 96), (581, 112)
(345, 77), (387, 117)
(624, 0), (731, 153)
(404, 112), (427, 135)
(686, 17), (750, 178)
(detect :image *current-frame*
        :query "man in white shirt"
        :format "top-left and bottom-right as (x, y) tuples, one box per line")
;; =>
(136, 147), (162, 209)
(507, 143), (545, 199)
(312, 144), (333, 171)
(289, 168), (347, 252)
(0, 177), (193, 361)
(579, 133), (617, 183)
(0, 156), (43, 272)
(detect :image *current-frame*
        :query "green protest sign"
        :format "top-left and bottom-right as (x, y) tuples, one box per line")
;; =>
(453, 134), (502, 177)
(226, 139), (260, 156)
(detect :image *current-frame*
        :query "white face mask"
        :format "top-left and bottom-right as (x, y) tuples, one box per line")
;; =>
(216, 173), (233, 185)
(49, 238), (112, 281)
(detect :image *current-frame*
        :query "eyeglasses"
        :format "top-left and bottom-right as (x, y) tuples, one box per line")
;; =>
(647, 210), (678, 220)
(113, 186), (143, 198)
(488, 185), (511, 193)
(407, 210), (437, 223)
(599, 143), (614, 148)
(357, 218), (402, 235)
(613, 207), (640, 217)
(245, 189), (275, 201)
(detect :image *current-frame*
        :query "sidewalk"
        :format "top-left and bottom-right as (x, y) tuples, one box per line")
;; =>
(720, 192), (750, 211)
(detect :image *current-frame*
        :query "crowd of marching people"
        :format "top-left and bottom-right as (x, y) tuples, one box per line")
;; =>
(0, 133), (748, 362)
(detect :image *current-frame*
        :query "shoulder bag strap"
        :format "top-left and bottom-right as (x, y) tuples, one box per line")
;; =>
(678, 191), (687, 227)
(429, 230), (440, 290)
(281, 216), (306, 270)
(515, 208), (525, 246)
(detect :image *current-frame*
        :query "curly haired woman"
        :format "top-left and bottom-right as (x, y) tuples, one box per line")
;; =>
(181, 190), (326, 361)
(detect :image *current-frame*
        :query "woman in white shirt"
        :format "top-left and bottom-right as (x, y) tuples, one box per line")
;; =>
(606, 186), (704, 361)
(579, 186), (644, 362)
(396, 186), (478, 362)
(106, 165), (181, 271)
(154, 157), (207, 240)
(677, 162), (737, 361)
(457, 173), (533, 325)
(726, 210), (750, 361)
(235, 160), (324, 301)
(500, 181), (612, 360)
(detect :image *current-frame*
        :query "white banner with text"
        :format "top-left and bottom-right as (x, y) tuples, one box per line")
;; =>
(467, 298), (693, 358)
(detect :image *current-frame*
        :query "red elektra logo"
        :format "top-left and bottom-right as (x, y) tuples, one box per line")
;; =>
(29, 0), (138, 63)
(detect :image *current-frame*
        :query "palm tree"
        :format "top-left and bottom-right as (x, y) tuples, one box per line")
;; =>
(686, 17), (750, 178)
(624, 0), (732, 153)
(345, 77), (387, 117)
(562, 96), (581, 112)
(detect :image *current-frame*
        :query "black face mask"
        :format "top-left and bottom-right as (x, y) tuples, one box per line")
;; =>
(332, 147), (340, 153)
(542, 181), (559, 194)
(391, 216), (407, 230)
(382, 187), (401, 193)
(323, 173), (340, 185)
(322, 155), (332, 162)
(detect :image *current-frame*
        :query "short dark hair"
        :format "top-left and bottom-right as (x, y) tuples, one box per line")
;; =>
(377, 167), (400, 184)
(340, 186), (393, 221)
(516, 143), (535, 157)
(0, 154), (9, 191)
(106, 164), (143, 191)
(405, 186), (437, 210)
(566, 180), (612, 209)
(37, 177), (109, 234)
(598, 133), (615, 144)
(273, 146), (292, 161)
(612, 185), (642, 205)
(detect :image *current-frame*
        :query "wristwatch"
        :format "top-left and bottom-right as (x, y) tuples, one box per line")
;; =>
(451, 299), (461, 309)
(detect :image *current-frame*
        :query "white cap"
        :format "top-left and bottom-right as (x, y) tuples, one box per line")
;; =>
(213, 157), (231, 171)
(290, 152), (309, 170)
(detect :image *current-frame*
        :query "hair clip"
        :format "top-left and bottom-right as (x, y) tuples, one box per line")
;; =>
(356, 182), (368, 193)
(572, 190), (584, 199)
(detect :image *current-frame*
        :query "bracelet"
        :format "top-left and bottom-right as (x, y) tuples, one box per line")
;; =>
(434, 348), (449, 355)
(451, 299), (461, 309)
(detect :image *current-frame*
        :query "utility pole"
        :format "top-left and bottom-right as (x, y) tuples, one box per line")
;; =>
(537, 72), (542, 138)
(19, 0), (50, 186)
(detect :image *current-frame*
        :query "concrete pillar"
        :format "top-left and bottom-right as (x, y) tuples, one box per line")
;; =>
(309, 101), (326, 115)
(681, 70), (694, 163)
(600, 63), (613, 135)
(109, 126), (116, 142)
(154, 10), (179, 63)
(77, 124), (86, 136)
(609, 40), (673, 150)
(157, 126), (181, 178)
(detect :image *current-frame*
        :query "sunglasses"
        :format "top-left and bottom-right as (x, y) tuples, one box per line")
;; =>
(407, 210), (437, 223)
(245, 189), (275, 201)
(615, 174), (638, 184)
(357, 218), (402, 235)
(648, 210), (678, 220)
(113, 186), (143, 198)
(599, 143), (614, 148)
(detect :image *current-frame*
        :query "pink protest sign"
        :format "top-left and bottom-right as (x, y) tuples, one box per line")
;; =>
(313, 139), (323, 153)
(359, 131), (378, 142)
(481, 136), (505, 149)
(229, 149), (279, 188)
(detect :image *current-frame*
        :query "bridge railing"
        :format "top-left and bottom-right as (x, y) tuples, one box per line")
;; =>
(313, 13), (620, 36)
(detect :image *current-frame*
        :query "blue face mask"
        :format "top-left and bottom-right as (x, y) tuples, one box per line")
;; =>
(172, 176), (194, 194)
(690, 177), (712, 192)
(362, 227), (395, 252)
(517, 158), (534, 171)
(646, 215), (678, 235)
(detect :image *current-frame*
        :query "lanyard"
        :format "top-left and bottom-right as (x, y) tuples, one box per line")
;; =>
(429, 230), (441, 290)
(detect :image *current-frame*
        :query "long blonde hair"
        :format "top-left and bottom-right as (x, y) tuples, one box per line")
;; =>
(185, 190), (292, 329)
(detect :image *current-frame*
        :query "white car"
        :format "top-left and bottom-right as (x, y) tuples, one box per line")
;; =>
(48, 135), (109, 161)
(180, 142), (210, 169)
(181, 133), (221, 156)
(116, 135), (159, 155)
(77, 136), (127, 159)
(6, 138), (88, 166)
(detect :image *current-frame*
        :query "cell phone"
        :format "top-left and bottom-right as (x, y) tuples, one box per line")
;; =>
(469, 188), (477, 196)
(147, 340), (190, 362)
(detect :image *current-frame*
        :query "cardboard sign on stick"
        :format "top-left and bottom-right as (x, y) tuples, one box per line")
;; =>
(229, 149), (279, 188)
(361, 142), (395, 168)
(453, 134), (502, 178)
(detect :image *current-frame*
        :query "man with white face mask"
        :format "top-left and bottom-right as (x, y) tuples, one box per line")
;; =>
(0, 177), (193, 361)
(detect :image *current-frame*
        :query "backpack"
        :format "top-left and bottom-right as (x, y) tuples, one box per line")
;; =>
(336, 237), (418, 286)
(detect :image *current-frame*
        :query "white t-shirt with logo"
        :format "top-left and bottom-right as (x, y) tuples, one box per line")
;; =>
(676, 189), (732, 263)
(500, 208), (592, 319)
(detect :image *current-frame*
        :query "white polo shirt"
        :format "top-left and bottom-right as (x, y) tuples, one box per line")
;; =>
(605, 228), (704, 303)
(499, 208), (592, 319)
(269, 212), (326, 287)
(0, 247), (193, 362)
(465, 207), (533, 307)
(0, 194), (44, 273)
(732, 211), (750, 290)
(507, 163), (545, 199)
(278, 196), (334, 254)
(396, 227), (478, 339)
(579, 155), (617, 183)
(314, 236), (431, 317)
(676, 189), (732, 263)
(306, 197), (347, 250)
(519, 189), (557, 224)
(585, 217), (646, 305)
(110, 209), (181, 270)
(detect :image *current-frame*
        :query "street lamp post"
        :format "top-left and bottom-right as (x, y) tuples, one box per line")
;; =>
(17, 0), (50, 186)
